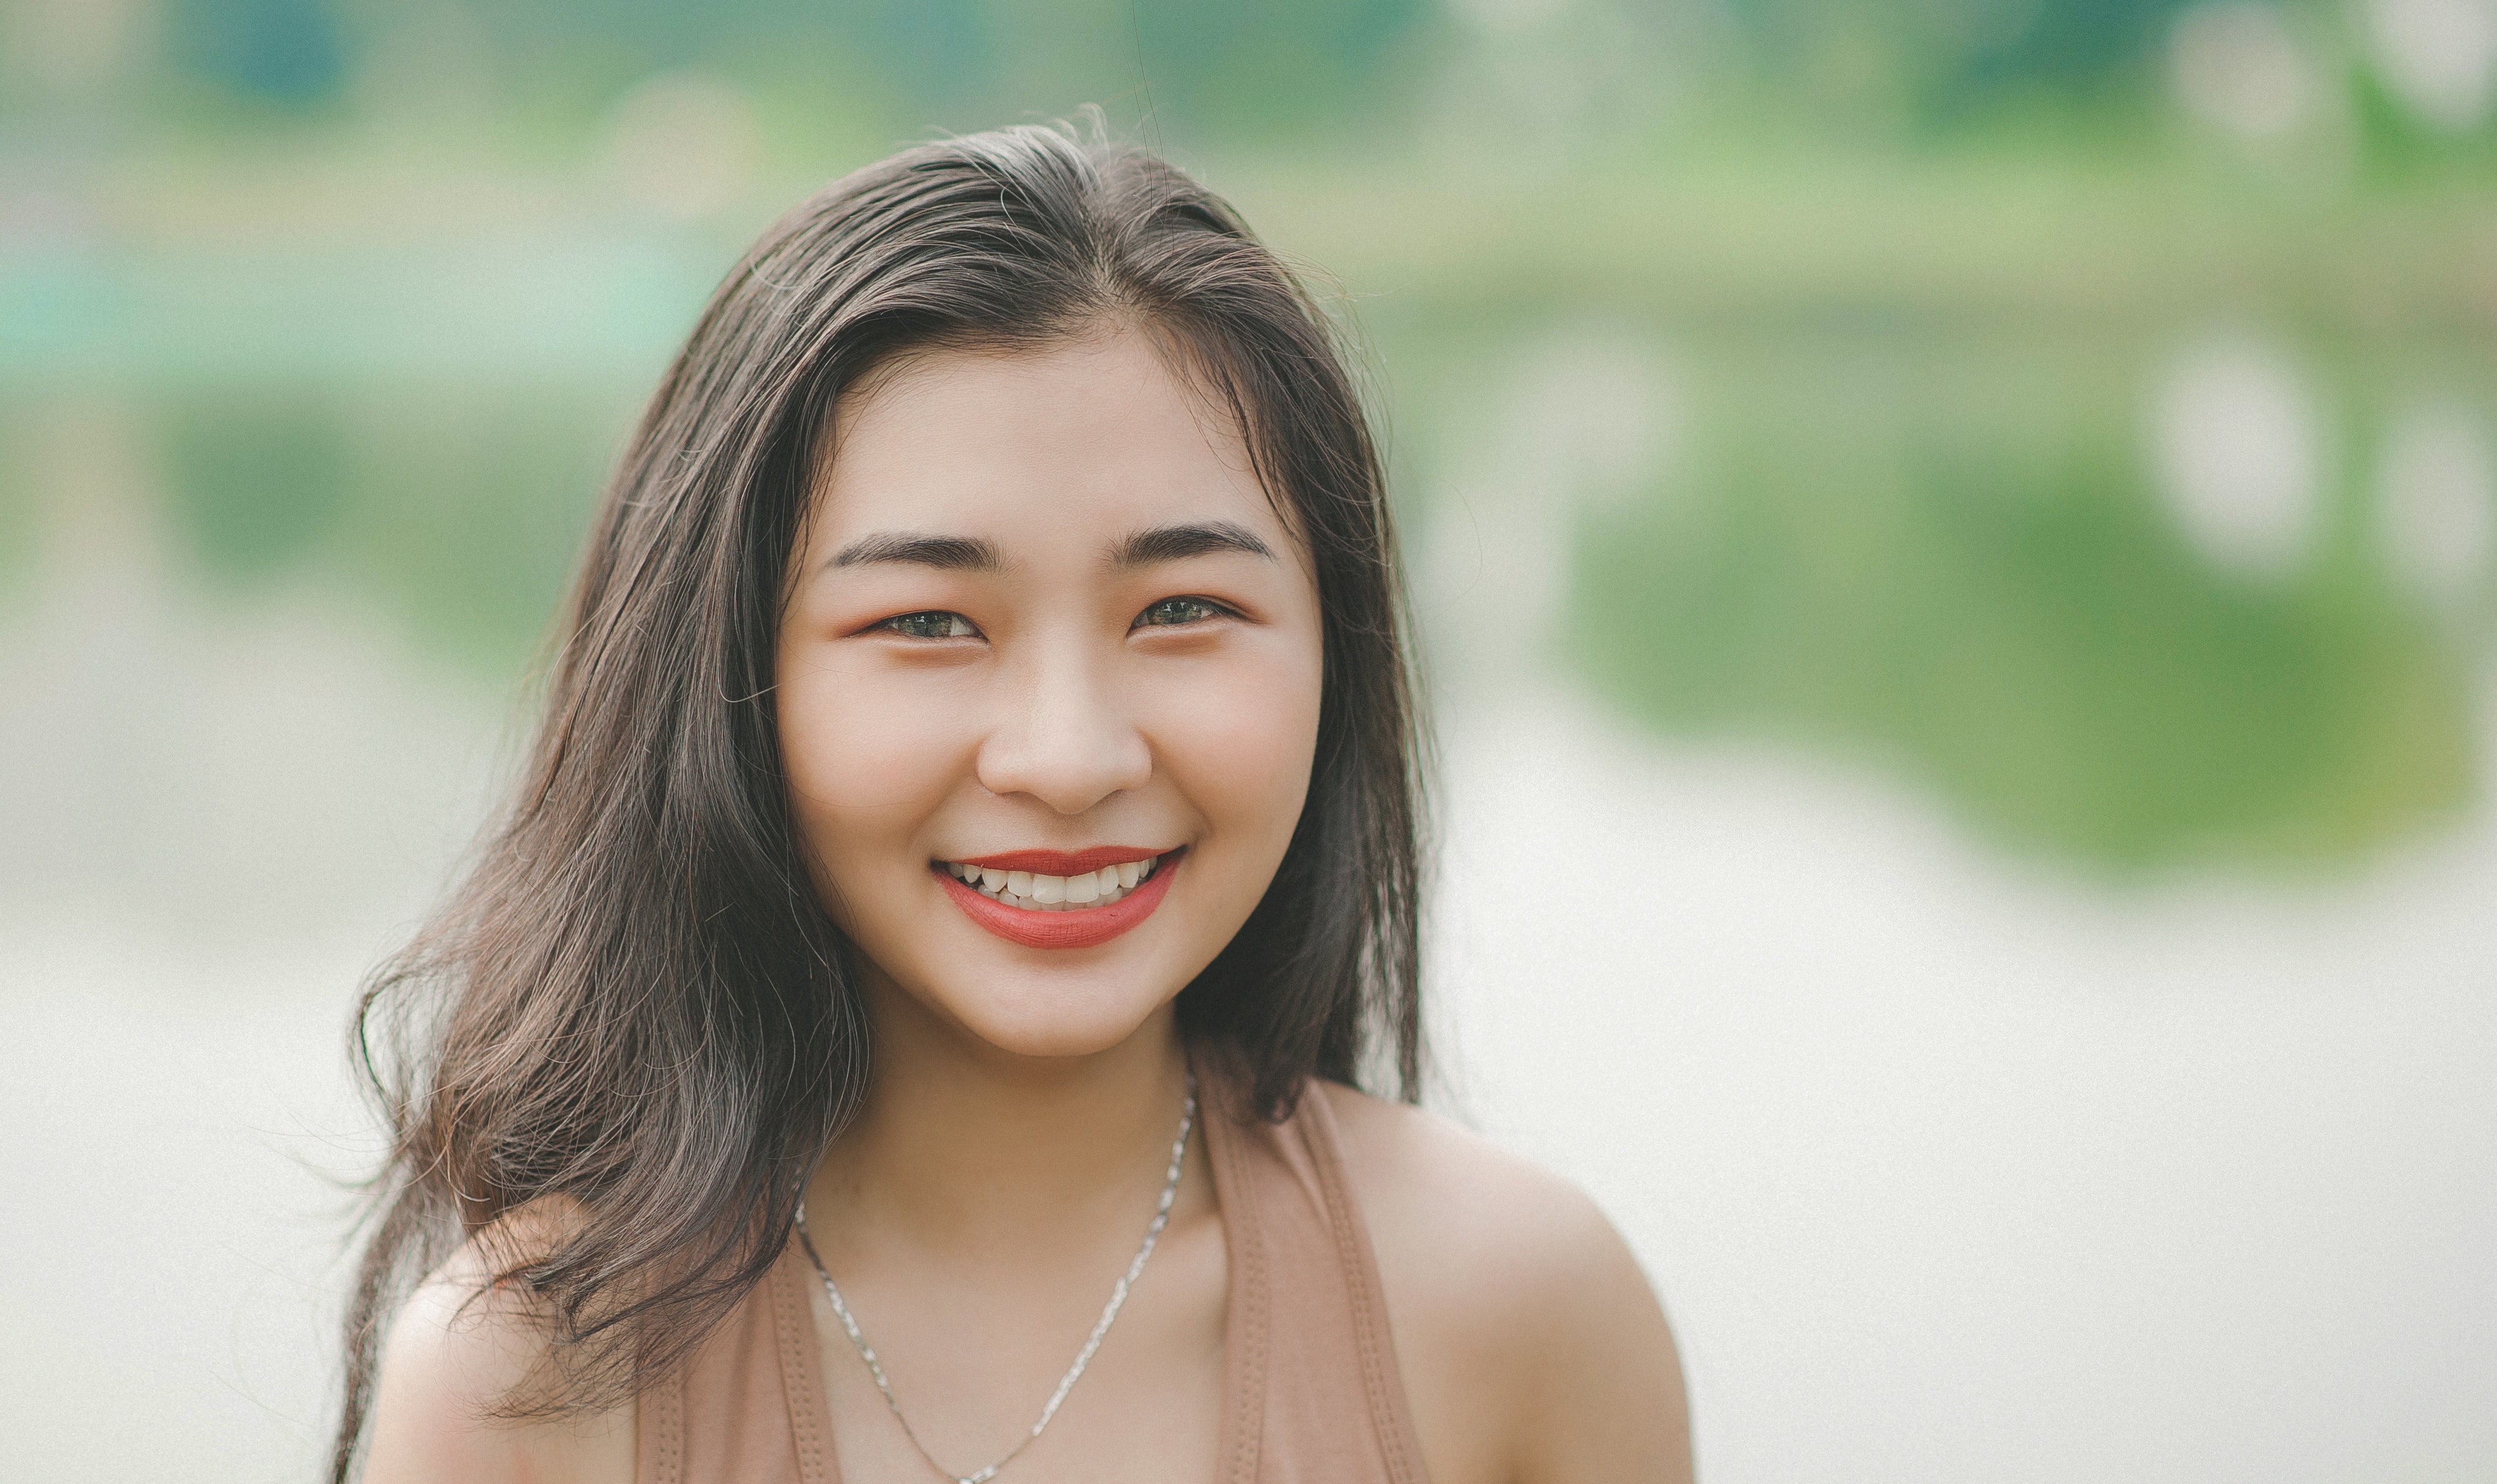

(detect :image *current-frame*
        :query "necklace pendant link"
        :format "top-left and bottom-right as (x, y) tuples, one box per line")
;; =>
(795, 1072), (1199, 1484)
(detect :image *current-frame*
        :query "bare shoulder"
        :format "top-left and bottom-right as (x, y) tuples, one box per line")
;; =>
(1318, 1083), (1628, 1301)
(1318, 1084), (1692, 1484)
(361, 1200), (633, 1484)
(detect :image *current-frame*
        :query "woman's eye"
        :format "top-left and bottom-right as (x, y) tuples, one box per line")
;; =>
(1135, 596), (1225, 629)
(882, 611), (979, 639)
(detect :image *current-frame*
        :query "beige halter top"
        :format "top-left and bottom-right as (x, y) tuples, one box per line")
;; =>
(634, 1077), (1430, 1483)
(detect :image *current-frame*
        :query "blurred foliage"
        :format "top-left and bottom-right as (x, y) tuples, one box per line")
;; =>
(3, 0), (2494, 873)
(156, 385), (615, 670)
(90, 0), (1438, 145)
(21, 0), (2475, 160)
(1560, 328), (2477, 868)
(163, 392), (353, 577)
(1715, 0), (2204, 120)
(167, 0), (347, 105)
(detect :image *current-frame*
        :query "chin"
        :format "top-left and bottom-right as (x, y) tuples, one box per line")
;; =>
(922, 972), (1176, 1061)
(846, 868), (1223, 1062)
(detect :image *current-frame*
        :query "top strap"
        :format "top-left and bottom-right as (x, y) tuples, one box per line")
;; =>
(1203, 1076), (1430, 1484)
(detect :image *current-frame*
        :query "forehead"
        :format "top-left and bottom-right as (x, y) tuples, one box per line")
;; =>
(810, 330), (1287, 549)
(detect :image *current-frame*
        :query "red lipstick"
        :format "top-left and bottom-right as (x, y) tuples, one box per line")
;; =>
(954, 846), (1164, 876)
(934, 851), (1182, 950)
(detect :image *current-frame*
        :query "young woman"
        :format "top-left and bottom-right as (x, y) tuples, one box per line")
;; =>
(341, 124), (1688, 1484)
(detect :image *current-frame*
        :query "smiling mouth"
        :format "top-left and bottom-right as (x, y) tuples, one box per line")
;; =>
(935, 852), (1170, 912)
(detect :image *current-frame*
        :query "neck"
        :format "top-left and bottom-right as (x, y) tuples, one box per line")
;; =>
(807, 973), (1196, 1254)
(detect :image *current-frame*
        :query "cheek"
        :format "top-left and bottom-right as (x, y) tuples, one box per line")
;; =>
(1149, 641), (1324, 851)
(775, 655), (970, 882)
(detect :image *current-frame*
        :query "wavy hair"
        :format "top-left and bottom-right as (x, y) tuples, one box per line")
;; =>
(332, 122), (1422, 1479)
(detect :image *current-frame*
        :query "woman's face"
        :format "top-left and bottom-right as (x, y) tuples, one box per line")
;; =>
(777, 329), (1324, 1060)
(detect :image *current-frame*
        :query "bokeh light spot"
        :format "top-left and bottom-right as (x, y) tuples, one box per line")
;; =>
(2152, 333), (2321, 578)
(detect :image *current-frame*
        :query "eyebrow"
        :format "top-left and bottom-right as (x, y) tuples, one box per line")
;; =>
(825, 521), (1274, 575)
(829, 533), (1003, 572)
(1111, 521), (1275, 568)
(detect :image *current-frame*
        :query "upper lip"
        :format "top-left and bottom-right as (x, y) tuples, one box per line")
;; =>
(945, 846), (1174, 874)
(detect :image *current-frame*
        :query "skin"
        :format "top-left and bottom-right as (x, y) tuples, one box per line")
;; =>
(363, 327), (1690, 1484)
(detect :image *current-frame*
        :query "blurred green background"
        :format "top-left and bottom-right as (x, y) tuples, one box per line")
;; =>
(4, 0), (2494, 873)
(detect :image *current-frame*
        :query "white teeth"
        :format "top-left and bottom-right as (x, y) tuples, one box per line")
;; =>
(943, 855), (1167, 911)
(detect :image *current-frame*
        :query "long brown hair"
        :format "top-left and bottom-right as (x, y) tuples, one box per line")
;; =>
(333, 121), (1422, 1479)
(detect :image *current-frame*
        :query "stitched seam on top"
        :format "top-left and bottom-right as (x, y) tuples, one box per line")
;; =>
(775, 1255), (831, 1484)
(1218, 1108), (1268, 1484)
(1307, 1093), (1421, 1484)
(647, 1367), (682, 1484)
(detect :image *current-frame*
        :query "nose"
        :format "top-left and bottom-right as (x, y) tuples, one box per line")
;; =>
(973, 640), (1152, 815)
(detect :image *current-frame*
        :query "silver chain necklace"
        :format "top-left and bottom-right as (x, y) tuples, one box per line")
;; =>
(792, 1073), (1197, 1484)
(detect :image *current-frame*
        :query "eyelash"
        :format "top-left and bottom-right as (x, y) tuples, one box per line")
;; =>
(879, 611), (979, 640)
(1132, 596), (1232, 629)
(873, 598), (1235, 640)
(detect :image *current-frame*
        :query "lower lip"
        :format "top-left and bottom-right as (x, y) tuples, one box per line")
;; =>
(934, 855), (1182, 950)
